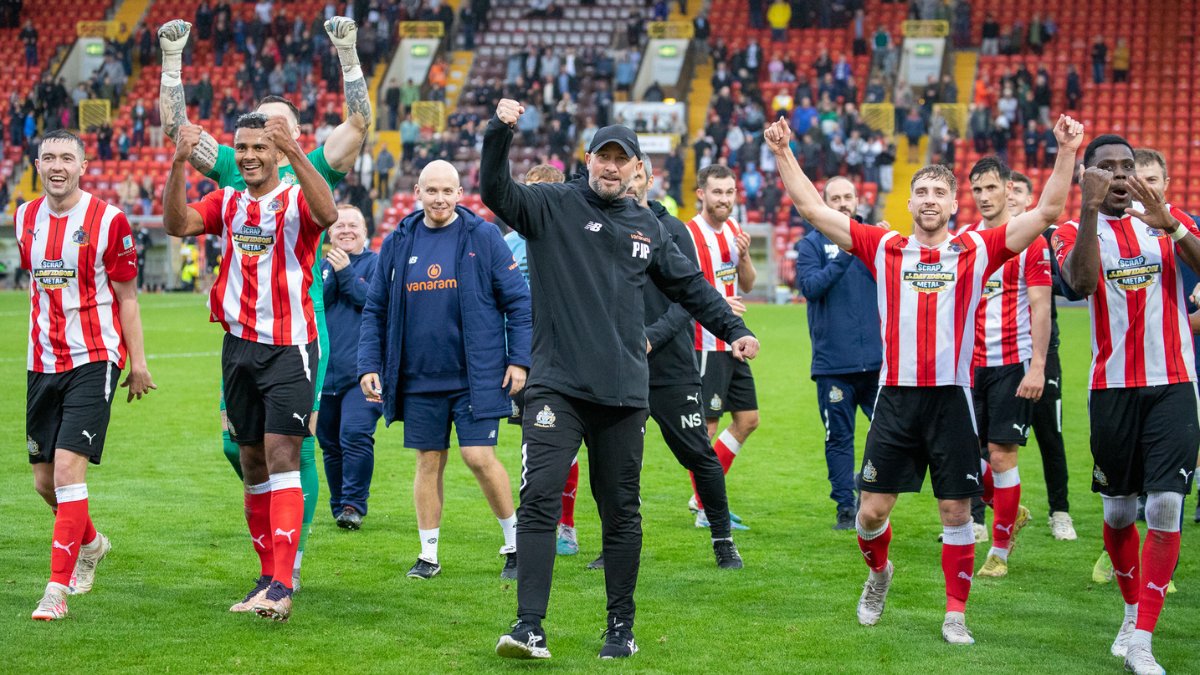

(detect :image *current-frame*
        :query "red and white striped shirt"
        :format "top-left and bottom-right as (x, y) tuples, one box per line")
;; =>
(192, 183), (322, 346)
(849, 219), (1016, 387)
(16, 192), (137, 373)
(960, 220), (1052, 367)
(686, 215), (743, 351)
(1051, 206), (1198, 389)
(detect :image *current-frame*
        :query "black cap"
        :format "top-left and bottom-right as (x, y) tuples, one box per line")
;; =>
(587, 125), (641, 157)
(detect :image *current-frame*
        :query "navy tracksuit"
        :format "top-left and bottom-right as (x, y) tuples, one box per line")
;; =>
(795, 228), (882, 515)
(317, 248), (382, 517)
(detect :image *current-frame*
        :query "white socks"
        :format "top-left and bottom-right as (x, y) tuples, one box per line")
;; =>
(419, 528), (440, 564)
(498, 514), (517, 553)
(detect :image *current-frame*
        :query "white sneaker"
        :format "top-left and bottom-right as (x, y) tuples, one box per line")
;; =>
(32, 582), (69, 621)
(687, 495), (700, 514)
(70, 532), (111, 595)
(1111, 620), (1136, 658)
(973, 522), (989, 543)
(1124, 641), (1165, 675)
(857, 561), (893, 626)
(1049, 512), (1078, 541)
(942, 611), (975, 645)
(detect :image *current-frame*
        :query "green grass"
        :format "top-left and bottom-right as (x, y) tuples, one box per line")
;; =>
(0, 292), (1196, 673)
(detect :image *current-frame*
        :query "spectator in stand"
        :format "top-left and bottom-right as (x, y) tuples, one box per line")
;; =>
(665, 148), (685, 202)
(865, 76), (887, 104)
(21, 19), (37, 67)
(118, 176), (140, 215)
(845, 130), (867, 178)
(981, 13), (1000, 56)
(1040, 122), (1058, 168)
(1004, 20), (1025, 56)
(1091, 35), (1108, 84)
(219, 88), (239, 133)
(813, 48), (833, 80)
(693, 11), (711, 54)
(749, 0), (766, 29)
(902, 107), (925, 163)
(742, 163), (764, 208)
(825, 134), (846, 177)
(893, 79), (913, 130)
(401, 78), (421, 115)
(952, 0), (972, 47)
(991, 111), (1011, 163)
(96, 123), (113, 161)
(771, 87), (794, 117)
(798, 132), (822, 180)
(712, 61), (734, 91)
(767, 0), (791, 42)
(833, 53), (852, 88)
(1023, 120), (1041, 168)
(997, 86), (1018, 127)
(1028, 13), (1044, 55)
(1033, 74), (1052, 125)
(1065, 65), (1082, 110)
(651, 0), (669, 21)
(877, 139), (895, 192)
(1112, 38), (1129, 83)
(117, 129), (131, 160)
(920, 75), (940, 119)
(1018, 89), (1038, 128)
(940, 74), (959, 104)
(871, 25), (890, 72)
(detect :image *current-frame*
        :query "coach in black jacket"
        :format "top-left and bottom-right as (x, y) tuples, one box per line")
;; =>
(484, 100), (759, 661)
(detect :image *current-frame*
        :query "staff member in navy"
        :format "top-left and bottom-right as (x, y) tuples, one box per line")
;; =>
(794, 176), (883, 530)
(482, 99), (759, 661)
(316, 204), (381, 530)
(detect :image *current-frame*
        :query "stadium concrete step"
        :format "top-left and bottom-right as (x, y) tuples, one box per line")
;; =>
(112, 0), (153, 40)
(883, 136), (927, 236)
(681, 61), (714, 222)
(951, 51), (976, 104)
(443, 50), (474, 120)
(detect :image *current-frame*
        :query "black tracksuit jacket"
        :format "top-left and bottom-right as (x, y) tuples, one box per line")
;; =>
(480, 117), (752, 407)
(644, 200), (703, 388)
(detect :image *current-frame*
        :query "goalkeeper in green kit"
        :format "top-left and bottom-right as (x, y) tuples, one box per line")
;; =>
(157, 16), (371, 590)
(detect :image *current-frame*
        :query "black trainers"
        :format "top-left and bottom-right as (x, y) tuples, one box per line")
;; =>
(336, 506), (363, 530)
(500, 551), (518, 580)
(713, 539), (743, 569)
(834, 509), (856, 530)
(496, 620), (550, 659)
(586, 554), (605, 570)
(407, 557), (442, 579)
(598, 619), (638, 659)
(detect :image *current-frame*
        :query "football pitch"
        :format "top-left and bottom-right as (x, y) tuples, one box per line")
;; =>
(1, 291), (1196, 673)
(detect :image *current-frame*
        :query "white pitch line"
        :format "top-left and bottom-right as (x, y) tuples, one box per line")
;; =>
(0, 351), (220, 365)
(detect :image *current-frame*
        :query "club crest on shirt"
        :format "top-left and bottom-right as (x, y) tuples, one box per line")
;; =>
(1104, 256), (1160, 291)
(709, 393), (723, 411)
(33, 259), (76, 289)
(264, 198), (284, 213)
(902, 261), (954, 293)
(1146, 227), (1167, 239)
(534, 405), (556, 428)
(71, 227), (87, 246)
(947, 242), (964, 254)
(1093, 465), (1108, 487)
(862, 459), (878, 483)
(829, 386), (844, 403)
(27, 435), (39, 456)
(232, 225), (274, 256)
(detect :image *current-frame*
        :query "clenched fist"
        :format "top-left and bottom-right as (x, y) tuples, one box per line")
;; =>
(158, 19), (191, 55)
(323, 16), (358, 47)
(497, 99), (525, 127)
(264, 116), (299, 157)
(173, 124), (201, 161)
(764, 117), (792, 154)
(1052, 114), (1085, 155)
(1080, 166), (1112, 209)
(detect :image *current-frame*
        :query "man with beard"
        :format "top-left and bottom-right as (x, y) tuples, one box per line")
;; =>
(765, 114), (1083, 644)
(483, 102), (758, 660)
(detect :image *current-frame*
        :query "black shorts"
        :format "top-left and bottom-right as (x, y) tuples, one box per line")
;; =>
(860, 385), (984, 500)
(507, 388), (525, 426)
(973, 362), (1033, 446)
(27, 361), (118, 465)
(222, 333), (319, 445)
(699, 350), (757, 418)
(1088, 383), (1200, 496)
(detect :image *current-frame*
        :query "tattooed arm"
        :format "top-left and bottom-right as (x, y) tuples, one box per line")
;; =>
(157, 19), (221, 175)
(320, 16), (372, 174)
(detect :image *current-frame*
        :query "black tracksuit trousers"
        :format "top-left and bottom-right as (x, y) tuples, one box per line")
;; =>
(649, 383), (732, 539)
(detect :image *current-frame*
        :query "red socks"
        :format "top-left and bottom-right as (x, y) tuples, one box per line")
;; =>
(980, 459), (994, 506)
(991, 467), (1021, 551)
(50, 484), (90, 586)
(856, 521), (892, 573)
(942, 543), (975, 612)
(1104, 522), (1142, 605)
(1136, 529), (1181, 633)
(245, 486), (274, 578)
(692, 429), (741, 510)
(560, 458), (579, 528)
(270, 480), (304, 589)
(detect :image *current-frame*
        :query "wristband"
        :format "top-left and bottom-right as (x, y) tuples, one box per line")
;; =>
(162, 51), (182, 73)
(1170, 225), (1190, 242)
(342, 64), (364, 82)
(161, 71), (182, 87)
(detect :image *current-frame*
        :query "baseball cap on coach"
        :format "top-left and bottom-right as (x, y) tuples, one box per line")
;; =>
(587, 125), (642, 157)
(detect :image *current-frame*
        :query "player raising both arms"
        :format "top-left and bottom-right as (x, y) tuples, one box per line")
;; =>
(163, 114), (338, 621)
(765, 114), (1084, 644)
(1054, 136), (1200, 675)
(157, 16), (370, 590)
(18, 130), (156, 620)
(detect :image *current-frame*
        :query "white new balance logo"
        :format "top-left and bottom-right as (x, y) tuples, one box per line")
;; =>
(1147, 581), (1169, 598)
(81, 430), (97, 446)
(53, 540), (76, 556)
(251, 534), (267, 549)
(965, 473), (980, 485)
(958, 571), (973, 583)
(274, 528), (296, 544)
(1115, 566), (1135, 579)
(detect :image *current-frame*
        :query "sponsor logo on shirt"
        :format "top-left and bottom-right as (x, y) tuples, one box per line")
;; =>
(630, 231), (652, 244)
(34, 259), (76, 289)
(982, 276), (1002, 298)
(1105, 256), (1160, 290)
(902, 261), (954, 293)
(584, 221), (604, 232)
(406, 263), (457, 292)
(233, 225), (274, 256)
(715, 261), (737, 284)
(428, 264), (442, 279)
